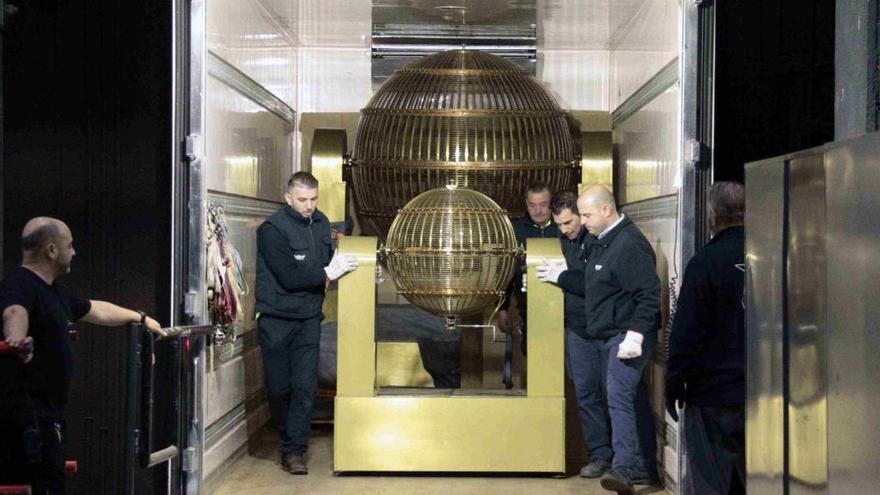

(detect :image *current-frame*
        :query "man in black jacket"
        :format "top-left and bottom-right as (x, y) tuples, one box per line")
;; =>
(666, 181), (745, 495)
(497, 181), (559, 356)
(545, 192), (615, 478)
(255, 172), (358, 474)
(539, 185), (660, 494)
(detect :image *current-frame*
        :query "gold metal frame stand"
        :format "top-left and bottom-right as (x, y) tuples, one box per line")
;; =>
(333, 237), (566, 473)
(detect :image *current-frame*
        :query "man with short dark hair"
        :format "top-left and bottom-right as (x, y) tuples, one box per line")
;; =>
(497, 181), (559, 356)
(546, 192), (614, 478)
(255, 171), (358, 474)
(0, 217), (165, 494)
(666, 181), (746, 495)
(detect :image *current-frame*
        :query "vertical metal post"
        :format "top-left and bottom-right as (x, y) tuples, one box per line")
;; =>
(172, 0), (207, 491)
(123, 324), (144, 494)
(679, 0), (715, 266)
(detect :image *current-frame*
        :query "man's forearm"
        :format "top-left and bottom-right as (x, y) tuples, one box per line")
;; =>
(82, 300), (141, 327)
(2, 306), (29, 341)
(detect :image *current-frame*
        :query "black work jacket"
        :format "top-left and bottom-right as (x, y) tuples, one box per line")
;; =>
(667, 226), (745, 406)
(581, 216), (661, 340)
(255, 206), (333, 320)
(556, 228), (591, 338)
(501, 215), (560, 312)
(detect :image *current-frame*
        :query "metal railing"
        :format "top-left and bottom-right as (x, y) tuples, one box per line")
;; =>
(123, 323), (216, 494)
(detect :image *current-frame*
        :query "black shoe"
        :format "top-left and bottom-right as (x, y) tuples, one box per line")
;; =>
(579, 459), (611, 478)
(281, 452), (308, 475)
(600, 469), (634, 495)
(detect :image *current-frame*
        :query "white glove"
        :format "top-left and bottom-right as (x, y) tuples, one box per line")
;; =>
(536, 258), (566, 284)
(324, 250), (359, 281)
(376, 264), (385, 285)
(616, 331), (644, 359)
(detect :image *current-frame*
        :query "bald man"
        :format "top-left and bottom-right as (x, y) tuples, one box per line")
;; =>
(537, 186), (660, 494)
(0, 217), (165, 494)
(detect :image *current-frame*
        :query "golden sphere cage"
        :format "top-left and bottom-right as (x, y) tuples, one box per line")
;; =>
(380, 185), (520, 323)
(349, 49), (580, 238)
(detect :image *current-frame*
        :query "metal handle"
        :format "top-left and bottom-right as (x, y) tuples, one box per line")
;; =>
(155, 324), (217, 341)
(147, 445), (180, 468)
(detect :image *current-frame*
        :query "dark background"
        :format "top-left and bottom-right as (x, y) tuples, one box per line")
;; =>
(713, 0), (836, 183)
(3, 0), (174, 492)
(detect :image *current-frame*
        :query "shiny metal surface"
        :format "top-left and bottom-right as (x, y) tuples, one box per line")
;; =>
(336, 236), (380, 397)
(745, 157), (786, 494)
(382, 186), (519, 319)
(614, 83), (680, 204)
(609, 0), (680, 111)
(678, 0), (715, 272)
(787, 155), (828, 492)
(349, 50), (579, 238)
(207, 52), (295, 124)
(375, 342), (433, 388)
(581, 131), (613, 189)
(185, 1), (207, 492)
(309, 128), (348, 222)
(537, 50), (610, 110)
(524, 238), (565, 397)
(207, 0), (296, 108)
(205, 76), (293, 202)
(334, 396), (564, 472)
(825, 132), (880, 494)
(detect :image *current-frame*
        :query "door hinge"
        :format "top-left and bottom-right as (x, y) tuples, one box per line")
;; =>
(184, 291), (198, 319)
(181, 446), (198, 472)
(184, 134), (201, 162)
(685, 139), (702, 166)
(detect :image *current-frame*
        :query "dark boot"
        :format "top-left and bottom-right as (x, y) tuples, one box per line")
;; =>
(600, 468), (634, 495)
(281, 452), (308, 475)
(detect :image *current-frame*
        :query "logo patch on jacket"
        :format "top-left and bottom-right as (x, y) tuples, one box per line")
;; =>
(595, 264), (603, 271)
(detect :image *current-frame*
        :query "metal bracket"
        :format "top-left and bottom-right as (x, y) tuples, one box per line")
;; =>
(685, 139), (702, 166)
(183, 291), (198, 318)
(181, 446), (198, 472)
(184, 134), (201, 162)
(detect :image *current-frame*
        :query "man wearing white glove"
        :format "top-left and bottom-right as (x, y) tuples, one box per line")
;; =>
(535, 192), (618, 479)
(573, 186), (661, 495)
(324, 249), (359, 282)
(255, 172), (358, 475)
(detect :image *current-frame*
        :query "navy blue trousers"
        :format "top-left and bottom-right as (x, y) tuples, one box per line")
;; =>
(258, 315), (321, 455)
(566, 330), (658, 479)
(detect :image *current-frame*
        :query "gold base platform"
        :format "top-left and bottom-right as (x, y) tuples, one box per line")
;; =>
(334, 395), (564, 472)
